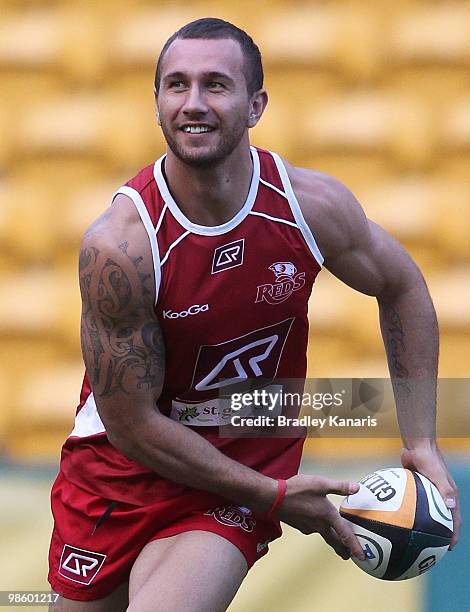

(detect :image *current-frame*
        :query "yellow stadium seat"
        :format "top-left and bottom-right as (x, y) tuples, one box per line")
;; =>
(428, 269), (470, 329)
(4, 356), (82, 460)
(103, 92), (162, 167)
(253, 69), (337, 156)
(56, 179), (121, 247)
(303, 92), (392, 151)
(0, 9), (61, 68)
(15, 361), (84, 424)
(58, 4), (107, 83)
(309, 270), (382, 352)
(0, 268), (80, 352)
(433, 183), (470, 261)
(389, 5), (470, 65)
(301, 92), (433, 166)
(1, 177), (65, 262)
(360, 177), (437, 241)
(254, 6), (340, 66)
(14, 91), (157, 166)
(254, 4), (382, 80)
(439, 332), (470, 377)
(110, 7), (200, 66)
(16, 94), (106, 155)
(0, 271), (63, 336)
(0, 369), (10, 440)
(439, 98), (470, 150)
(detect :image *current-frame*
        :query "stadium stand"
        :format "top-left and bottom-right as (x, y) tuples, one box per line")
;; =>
(0, 0), (469, 463)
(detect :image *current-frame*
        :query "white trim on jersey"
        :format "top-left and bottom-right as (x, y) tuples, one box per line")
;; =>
(259, 177), (288, 200)
(248, 210), (299, 229)
(70, 392), (106, 438)
(269, 151), (324, 267)
(160, 230), (191, 267)
(155, 202), (168, 234)
(153, 146), (261, 236)
(113, 186), (162, 305)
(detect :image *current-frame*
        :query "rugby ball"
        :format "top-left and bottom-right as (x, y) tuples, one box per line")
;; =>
(340, 467), (453, 580)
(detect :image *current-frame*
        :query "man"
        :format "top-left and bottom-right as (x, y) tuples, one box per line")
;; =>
(48, 18), (460, 611)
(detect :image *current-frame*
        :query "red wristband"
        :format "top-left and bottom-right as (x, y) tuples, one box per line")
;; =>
(267, 479), (287, 518)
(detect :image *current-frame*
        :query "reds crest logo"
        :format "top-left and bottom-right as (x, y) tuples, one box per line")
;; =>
(205, 506), (257, 532)
(255, 262), (306, 305)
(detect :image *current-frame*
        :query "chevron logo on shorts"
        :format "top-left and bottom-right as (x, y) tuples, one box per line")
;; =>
(59, 545), (106, 585)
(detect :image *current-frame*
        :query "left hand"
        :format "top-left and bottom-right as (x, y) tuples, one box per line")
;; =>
(401, 442), (460, 550)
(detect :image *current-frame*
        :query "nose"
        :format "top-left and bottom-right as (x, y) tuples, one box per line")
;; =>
(182, 84), (208, 117)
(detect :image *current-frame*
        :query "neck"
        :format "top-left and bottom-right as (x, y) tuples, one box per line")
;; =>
(163, 138), (254, 226)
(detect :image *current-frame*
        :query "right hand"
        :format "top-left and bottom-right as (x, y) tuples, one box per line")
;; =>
(277, 475), (366, 561)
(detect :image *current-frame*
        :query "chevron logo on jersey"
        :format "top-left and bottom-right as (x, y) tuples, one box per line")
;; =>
(177, 318), (294, 403)
(212, 239), (245, 273)
(255, 262), (306, 305)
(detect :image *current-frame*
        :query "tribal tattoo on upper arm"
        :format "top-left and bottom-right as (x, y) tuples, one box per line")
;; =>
(79, 239), (165, 400)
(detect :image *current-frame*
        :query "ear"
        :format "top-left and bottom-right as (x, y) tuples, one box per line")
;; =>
(247, 89), (268, 128)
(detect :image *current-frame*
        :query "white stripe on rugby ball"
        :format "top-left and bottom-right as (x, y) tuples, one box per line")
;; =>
(416, 472), (454, 530)
(341, 468), (408, 512)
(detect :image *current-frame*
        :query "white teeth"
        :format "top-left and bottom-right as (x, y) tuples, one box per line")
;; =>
(183, 126), (211, 133)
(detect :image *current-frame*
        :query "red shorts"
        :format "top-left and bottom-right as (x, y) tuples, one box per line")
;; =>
(48, 471), (282, 602)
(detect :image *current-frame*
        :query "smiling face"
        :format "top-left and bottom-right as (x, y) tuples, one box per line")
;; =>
(156, 38), (265, 168)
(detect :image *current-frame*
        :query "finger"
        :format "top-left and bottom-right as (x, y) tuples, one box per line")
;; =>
(434, 449), (461, 548)
(320, 525), (350, 560)
(314, 477), (361, 497)
(428, 476), (460, 548)
(449, 508), (461, 550)
(449, 490), (461, 550)
(441, 470), (461, 549)
(329, 513), (365, 560)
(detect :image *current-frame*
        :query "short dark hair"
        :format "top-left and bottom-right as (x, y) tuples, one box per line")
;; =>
(155, 17), (263, 95)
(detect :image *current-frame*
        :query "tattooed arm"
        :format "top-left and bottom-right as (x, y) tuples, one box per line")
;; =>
(79, 195), (281, 513)
(289, 165), (460, 547)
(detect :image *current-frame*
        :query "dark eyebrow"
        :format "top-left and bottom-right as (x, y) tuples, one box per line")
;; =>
(163, 71), (235, 85)
(163, 71), (186, 81)
(205, 71), (234, 84)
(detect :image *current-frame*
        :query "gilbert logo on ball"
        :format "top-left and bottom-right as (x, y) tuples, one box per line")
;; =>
(340, 468), (453, 580)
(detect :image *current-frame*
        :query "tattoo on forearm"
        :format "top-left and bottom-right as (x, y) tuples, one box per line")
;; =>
(386, 307), (409, 378)
(79, 240), (165, 399)
(384, 305), (411, 395)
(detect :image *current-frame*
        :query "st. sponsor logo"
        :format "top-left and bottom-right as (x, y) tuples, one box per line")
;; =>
(59, 545), (106, 585)
(177, 406), (200, 422)
(178, 404), (234, 422)
(163, 304), (209, 319)
(256, 262), (305, 305)
(205, 506), (257, 532)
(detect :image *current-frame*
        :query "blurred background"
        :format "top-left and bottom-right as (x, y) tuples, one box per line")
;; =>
(0, 0), (469, 610)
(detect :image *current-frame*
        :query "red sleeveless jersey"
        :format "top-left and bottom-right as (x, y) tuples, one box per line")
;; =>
(60, 147), (323, 505)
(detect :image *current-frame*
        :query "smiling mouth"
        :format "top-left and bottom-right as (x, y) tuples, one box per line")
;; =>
(180, 125), (215, 134)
